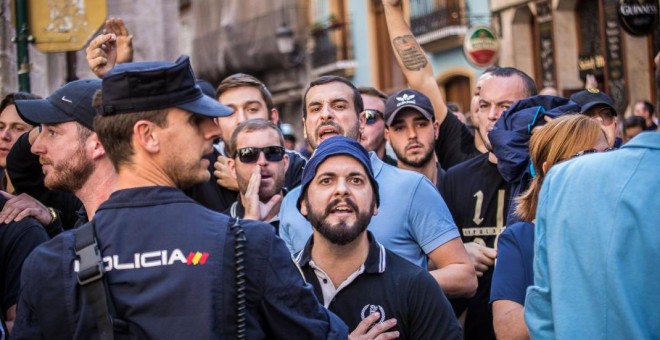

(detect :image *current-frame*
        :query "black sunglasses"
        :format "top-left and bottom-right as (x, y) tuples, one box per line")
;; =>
(361, 109), (384, 125)
(236, 146), (285, 163)
(571, 147), (616, 159)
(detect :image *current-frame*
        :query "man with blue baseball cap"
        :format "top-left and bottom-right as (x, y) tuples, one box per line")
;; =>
(294, 136), (461, 339)
(13, 56), (348, 339)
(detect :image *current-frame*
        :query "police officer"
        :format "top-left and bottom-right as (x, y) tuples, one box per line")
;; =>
(13, 56), (347, 339)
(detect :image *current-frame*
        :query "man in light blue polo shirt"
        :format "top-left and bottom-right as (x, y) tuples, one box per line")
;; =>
(279, 75), (476, 297)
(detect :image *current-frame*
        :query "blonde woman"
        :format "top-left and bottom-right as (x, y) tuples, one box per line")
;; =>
(490, 114), (610, 340)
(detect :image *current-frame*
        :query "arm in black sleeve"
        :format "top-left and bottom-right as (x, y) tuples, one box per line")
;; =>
(435, 112), (478, 170)
(6, 132), (82, 229)
(283, 150), (307, 190)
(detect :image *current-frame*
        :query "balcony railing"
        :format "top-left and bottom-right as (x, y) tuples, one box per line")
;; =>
(411, 2), (464, 35)
(409, 1), (468, 50)
(309, 20), (355, 76)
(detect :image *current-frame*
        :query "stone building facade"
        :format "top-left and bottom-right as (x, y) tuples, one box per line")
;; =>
(490, 0), (658, 114)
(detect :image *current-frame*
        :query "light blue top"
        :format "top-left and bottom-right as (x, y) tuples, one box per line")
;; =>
(525, 132), (660, 339)
(279, 152), (459, 268)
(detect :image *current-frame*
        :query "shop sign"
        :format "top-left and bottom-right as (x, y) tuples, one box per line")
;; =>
(463, 26), (499, 68)
(618, 0), (658, 36)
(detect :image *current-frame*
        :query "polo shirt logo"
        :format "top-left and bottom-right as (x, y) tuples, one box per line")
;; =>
(360, 304), (385, 324)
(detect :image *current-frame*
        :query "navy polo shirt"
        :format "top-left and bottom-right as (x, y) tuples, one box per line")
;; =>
(296, 231), (461, 340)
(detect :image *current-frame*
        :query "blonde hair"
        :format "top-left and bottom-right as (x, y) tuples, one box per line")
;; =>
(515, 114), (605, 221)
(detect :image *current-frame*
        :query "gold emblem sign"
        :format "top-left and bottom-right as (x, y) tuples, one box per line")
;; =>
(27, 0), (107, 52)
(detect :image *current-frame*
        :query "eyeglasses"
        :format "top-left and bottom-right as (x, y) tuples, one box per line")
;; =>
(586, 107), (617, 126)
(570, 147), (616, 159)
(360, 109), (384, 125)
(235, 146), (285, 163)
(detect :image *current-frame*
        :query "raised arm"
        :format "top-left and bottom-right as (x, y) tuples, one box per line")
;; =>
(382, 0), (448, 124)
(86, 18), (134, 78)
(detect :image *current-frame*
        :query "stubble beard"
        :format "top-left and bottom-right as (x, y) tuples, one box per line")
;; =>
(44, 147), (94, 193)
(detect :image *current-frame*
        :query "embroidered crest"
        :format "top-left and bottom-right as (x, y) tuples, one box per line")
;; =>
(396, 93), (416, 107)
(360, 304), (385, 324)
(587, 88), (600, 94)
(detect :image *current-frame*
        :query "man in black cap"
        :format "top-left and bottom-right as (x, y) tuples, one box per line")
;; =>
(13, 56), (348, 339)
(383, 89), (445, 190)
(570, 89), (621, 147)
(295, 136), (461, 339)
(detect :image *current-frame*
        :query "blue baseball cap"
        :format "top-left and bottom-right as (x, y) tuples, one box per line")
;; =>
(297, 136), (379, 210)
(15, 79), (101, 131)
(100, 55), (233, 118)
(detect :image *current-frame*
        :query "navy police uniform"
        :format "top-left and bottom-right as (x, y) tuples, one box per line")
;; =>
(13, 186), (347, 339)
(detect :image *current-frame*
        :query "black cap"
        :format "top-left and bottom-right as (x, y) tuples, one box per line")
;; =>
(100, 55), (233, 118)
(15, 79), (101, 131)
(569, 89), (617, 116)
(384, 89), (435, 126)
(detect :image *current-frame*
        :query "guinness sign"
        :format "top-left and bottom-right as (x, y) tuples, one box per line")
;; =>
(618, 0), (658, 36)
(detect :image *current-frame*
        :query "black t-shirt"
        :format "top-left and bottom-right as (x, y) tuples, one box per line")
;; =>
(0, 196), (49, 318)
(440, 152), (511, 340)
(435, 111), (481, 171)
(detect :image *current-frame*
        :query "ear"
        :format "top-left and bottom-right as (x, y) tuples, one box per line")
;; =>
(133, 120), (160, 154)
(282, 153), (290, 173)
(433, 121), (440, 140)
(300, 196), (308, 217)
(88, 133), (106, 160)
(541, 161), (549, 175)
(226, 157), (236, 176)
(270, 108), (280, 125)
(302, 117), (308, 140)
(384, 127), (390, 141)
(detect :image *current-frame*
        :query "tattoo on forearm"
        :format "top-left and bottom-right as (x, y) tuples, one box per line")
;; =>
(392, 35), (428, 71)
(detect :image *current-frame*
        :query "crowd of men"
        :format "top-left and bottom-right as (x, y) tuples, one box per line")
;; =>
(1, 0), (659, 339)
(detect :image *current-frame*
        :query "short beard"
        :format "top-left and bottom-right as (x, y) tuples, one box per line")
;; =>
(393, 145), (435, 168)
(45, 147), (94, 193)
(306, 198), (374, 245)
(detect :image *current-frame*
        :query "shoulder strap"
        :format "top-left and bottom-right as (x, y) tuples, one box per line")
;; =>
(74, 221), (114, 340)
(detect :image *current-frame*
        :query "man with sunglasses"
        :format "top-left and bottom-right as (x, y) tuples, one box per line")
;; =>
(358, 87), (397, 166)
(569, 89), (621, 148)
(225, 119), (289, 232)
(184, 73), (307, 213)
